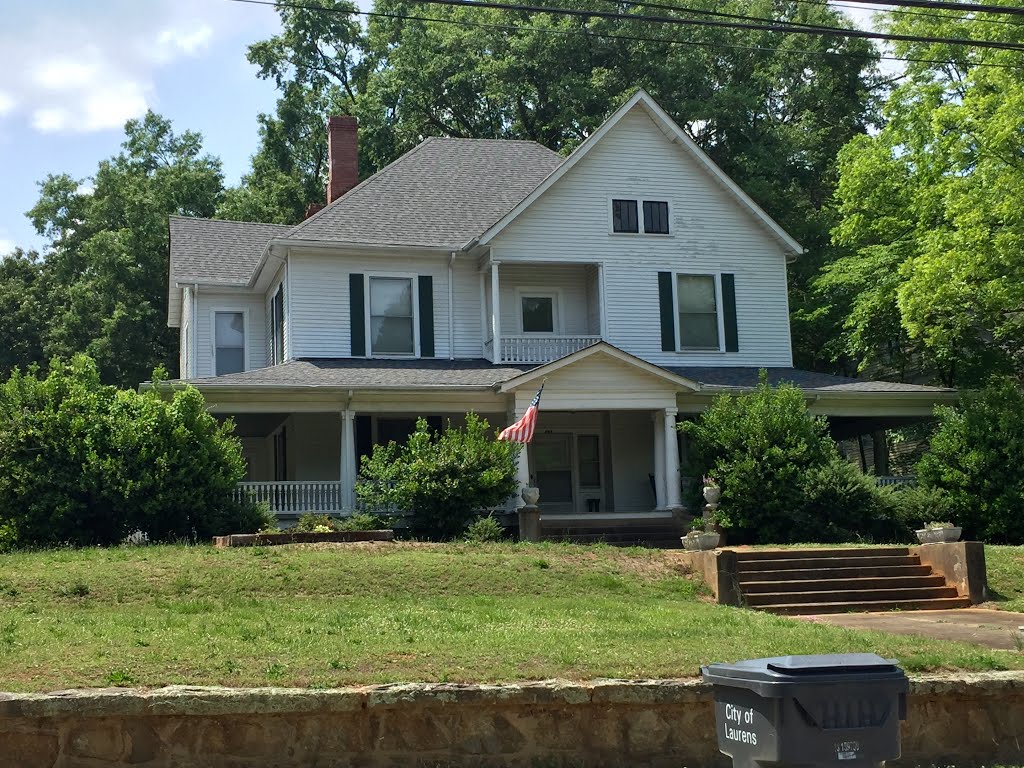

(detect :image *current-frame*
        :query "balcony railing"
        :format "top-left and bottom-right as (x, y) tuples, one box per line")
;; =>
(500, 335), (601, 364)
(875, 475), (917, 488)
(235, 481), (345, 513)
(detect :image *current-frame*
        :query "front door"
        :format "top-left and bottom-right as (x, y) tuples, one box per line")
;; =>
(533, 433), (574, 514)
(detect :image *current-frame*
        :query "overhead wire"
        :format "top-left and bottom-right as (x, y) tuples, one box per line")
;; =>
(225, 0), (1024, 69)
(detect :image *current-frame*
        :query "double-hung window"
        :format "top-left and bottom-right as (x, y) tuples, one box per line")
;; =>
(214, 311), (246, 375)
(611, 198), (670, 234)
(369, 276), (415, 356)
(676, 274), (721, 350)
(518, 289), (560, 334)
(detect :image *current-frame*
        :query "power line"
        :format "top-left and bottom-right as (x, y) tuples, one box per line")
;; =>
(811, 0), (1024, 17)
(226, 0), (1024, 69)
(402, 0), (1024, 52)
(791, 0), (1024, 27)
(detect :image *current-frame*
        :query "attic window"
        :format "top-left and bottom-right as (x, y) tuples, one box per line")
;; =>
(643, 201), (670, 234)
(611, 199), (639, 233)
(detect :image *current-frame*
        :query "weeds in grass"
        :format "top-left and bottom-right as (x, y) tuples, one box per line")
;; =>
(266, 662), (286, 680)
(0, 619), (16, 651)
(0, 579), (17, 598)
(532, 558), (550, 569)
(55, 580), (90, 598)
(105, 670), (136, 686)
(1012, 629), (1024, 653)
(172, 574), (196, 595)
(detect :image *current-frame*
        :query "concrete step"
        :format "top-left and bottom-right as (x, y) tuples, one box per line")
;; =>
(737, 564), (933, 582)
(737, 555), (921, 572)
(734, 547), (910, 561)
(740, 575), (948, 594)
(761, 597), (973, 615)
(745, 586), (960, 607)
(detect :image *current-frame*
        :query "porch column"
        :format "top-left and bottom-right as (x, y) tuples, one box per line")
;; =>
(509, 403), (530, 509)
(491, 261), (501, 364)
(653, 412), (667, 510)
(340, 410), (357, 511)
(663, 407), (682, 511)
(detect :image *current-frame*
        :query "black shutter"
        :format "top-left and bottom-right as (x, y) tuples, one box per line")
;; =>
(349, 273), (365, 357)
(657, 272), (676, 352)
(722, 273), (738, 353)
(418, 275), (435, 357)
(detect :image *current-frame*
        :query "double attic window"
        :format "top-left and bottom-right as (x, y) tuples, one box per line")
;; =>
(612, 198), (670, 234)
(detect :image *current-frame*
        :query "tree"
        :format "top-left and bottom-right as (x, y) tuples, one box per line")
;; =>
(917, 378), (1024, 543)
(822, 6), (1024, 386)
(356, 413), (520, 539)
(0, 248), (48, 378)
(27, 112), (224, 387)
(0, 356), (263, 550)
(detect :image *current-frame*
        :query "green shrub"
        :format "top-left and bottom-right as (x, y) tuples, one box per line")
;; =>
(294, 513), (339, 533)
(886, 485), (954, 534)
(0, 355), (251, 548)
(917, 378), (1024, 543)
(464, 515), (506, 543)
(337, 513), (388, 532)
(682, 374), (891, 544)
(356, 413), (520, 540)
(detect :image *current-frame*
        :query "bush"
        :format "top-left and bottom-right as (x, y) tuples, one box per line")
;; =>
(917, 378), (1024, 543)
(356, 413), (520, 540)
(0, 356), (251, 549)
(337, 512), (388, 532)
(294, 513), (339, 533)
(464, 515), (506, 543)
(886, 485), (954, 535)
(682, 374), (892, 544)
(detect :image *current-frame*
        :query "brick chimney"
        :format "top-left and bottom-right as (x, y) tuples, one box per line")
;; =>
(326, 115), (358, 204)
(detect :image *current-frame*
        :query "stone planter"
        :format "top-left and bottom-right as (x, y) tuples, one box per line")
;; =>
(915, 526), (962, 545)
(682, 531), (721, 551)
(521, 486), (540, 507)
(702, 486), (722, 505)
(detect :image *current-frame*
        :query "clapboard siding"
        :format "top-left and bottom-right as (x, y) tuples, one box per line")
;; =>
(488, 106), (793, 367)
(288, 251), (481, 359)
(194, 292), (268, 379)
(498, 263), (596, 335)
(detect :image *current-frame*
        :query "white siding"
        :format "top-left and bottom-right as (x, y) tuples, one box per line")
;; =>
(489, 106), (793, 367)
(288, 251), (482, 359)
(193, 291), (268, 379)
(179, 286), (192, 378)
(498, 263), (595, 335)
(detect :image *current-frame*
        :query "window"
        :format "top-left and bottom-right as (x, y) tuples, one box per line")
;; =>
(369, 276), (415, 355)
(214, 311), (245, 375)
(271, 285), (285, 365)
(643, 201), (669, 234)
(521, 296), (555, 333)
(612, 199), (639, 233)
(676, 274), (721, 349)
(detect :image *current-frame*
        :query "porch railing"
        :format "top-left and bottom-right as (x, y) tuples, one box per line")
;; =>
(235, 481), (345, 513)
(500, 335), (601, 364)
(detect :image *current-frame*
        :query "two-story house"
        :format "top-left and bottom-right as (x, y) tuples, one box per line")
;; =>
(160, 90), (955, 526)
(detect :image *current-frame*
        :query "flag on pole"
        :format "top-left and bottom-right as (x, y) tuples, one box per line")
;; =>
(498, 383), (544, 443)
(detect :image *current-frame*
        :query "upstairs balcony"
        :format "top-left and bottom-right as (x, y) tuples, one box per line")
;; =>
(483, 260), (605, 365)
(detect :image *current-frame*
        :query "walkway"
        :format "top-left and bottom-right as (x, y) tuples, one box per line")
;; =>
(796, 608), (1024, 650)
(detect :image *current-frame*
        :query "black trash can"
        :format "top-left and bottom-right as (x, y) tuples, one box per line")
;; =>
(701, 653), (908, 768)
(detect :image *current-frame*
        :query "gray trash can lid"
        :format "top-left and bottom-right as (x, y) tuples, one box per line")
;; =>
(702, 653), (907, 693)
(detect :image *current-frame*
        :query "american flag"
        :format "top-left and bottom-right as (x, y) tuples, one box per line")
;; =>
(498, 383), (544, 443)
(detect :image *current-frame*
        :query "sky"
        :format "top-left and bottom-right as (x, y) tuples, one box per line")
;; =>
(0, 0), (884, 257)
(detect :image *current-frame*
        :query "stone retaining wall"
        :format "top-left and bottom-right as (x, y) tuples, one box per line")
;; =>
(2, 673), (1022, 767)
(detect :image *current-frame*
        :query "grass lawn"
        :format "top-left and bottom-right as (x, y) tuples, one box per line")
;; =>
(985, 545), (1024, 612)
(0, 542), (1021, 693)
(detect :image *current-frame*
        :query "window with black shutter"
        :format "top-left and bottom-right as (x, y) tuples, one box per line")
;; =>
(611, 199), (639, 233)
(643, 200), (669, 234)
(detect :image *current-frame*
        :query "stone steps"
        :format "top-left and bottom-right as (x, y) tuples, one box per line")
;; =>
(733, 547), (971, 615)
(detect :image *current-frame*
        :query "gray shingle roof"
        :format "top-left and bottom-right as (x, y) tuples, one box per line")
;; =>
(285, 138), (564, 247)
(168, 216), (292, 286)
(668, 366), (954, 393)
(180, 358), (534, 389)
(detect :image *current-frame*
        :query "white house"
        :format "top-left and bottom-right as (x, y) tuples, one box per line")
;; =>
(160, 91), (954, 530)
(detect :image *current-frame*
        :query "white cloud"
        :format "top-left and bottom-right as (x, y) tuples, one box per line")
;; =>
(0, 1), (273, 136)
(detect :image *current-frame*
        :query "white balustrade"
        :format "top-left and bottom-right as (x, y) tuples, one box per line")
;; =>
(875, 475), (917, 488)
(499, 335), (601, 364)
(235, 481), (345, 513)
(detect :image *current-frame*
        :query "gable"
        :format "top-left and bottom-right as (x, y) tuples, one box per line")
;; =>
(479, 92), (801, 256)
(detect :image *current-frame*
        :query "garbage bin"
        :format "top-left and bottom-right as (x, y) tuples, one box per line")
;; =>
(701, 653), (908, 768)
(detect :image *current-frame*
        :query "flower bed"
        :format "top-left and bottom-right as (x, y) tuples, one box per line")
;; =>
(212, 530), (394, 548)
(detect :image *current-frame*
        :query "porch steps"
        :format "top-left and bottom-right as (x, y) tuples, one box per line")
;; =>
(734, 547), (972, 615)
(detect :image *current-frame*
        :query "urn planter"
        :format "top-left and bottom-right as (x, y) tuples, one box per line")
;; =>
(915, 526), (962, 545)
(702, 486), (722, 505)
(682, 531), (721, 551)
(521, 486), (540, 507)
